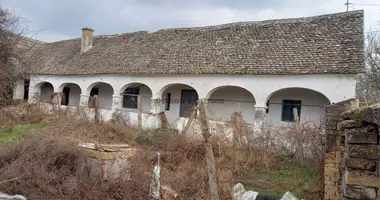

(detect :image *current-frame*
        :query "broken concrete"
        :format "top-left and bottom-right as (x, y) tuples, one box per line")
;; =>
(232, 183), (298, 200)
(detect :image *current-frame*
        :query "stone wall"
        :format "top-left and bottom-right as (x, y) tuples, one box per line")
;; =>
(78, 143), (138, 181)
(324, 99), (380, 200)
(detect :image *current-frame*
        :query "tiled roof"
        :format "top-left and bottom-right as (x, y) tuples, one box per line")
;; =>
(29, 10), (364, 75)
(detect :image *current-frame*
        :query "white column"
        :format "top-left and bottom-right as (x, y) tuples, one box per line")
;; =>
(150, 98), (162, 114)
(12, 78), (25, 100)
(147, 98), (162, 129)
(254, 106), (266, 133)
(112, 95), (123, 110)
(80, 94), (90, 107)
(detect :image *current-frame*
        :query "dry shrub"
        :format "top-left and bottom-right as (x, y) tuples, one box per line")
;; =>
(35, 112), (141, 144)
(0, 102), (43, 128)
(0, 134), (144, 200)
(0, 104), (324, 199)
(130, 129), (284, 200)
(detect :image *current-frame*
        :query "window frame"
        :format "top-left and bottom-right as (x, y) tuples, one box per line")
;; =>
(281, 99), (302, 122)
(123, 88), (140, 109)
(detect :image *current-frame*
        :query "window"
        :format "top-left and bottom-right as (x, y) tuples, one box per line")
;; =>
(282, 100), (301, 122)
(123, 88), (139, 109)
(165, 93), (171, 111)
(180, 90), (198, 117)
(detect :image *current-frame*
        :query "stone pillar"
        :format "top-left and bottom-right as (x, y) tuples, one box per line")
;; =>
(148, 98), (162, 129)
(80, 94), (90, 107)
(254, 107), (266, 133)
(324, 98), (359, 200)
(112, 95), (123, 110)
(150, 98), (161, 114)
(12, 78), (24, 100)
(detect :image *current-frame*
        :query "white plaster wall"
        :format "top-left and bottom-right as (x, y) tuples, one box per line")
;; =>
(28, 73), (356, 127)
(67, 84), (81, 106)
(28, 74), (356, 105)
(97, 84), (113, 110)
(266, 88), (330, 126)
(207, 87), (255, 124)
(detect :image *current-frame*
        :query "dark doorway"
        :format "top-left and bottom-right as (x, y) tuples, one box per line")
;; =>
(90, 88), (99, 96)
(23, 80), (30, 100)
(62, 87), (70, 105)
(180, 89), (198, 117)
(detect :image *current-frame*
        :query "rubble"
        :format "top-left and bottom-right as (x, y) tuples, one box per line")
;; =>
(232, 183), (299, 200)
(0, 192), (26, 200)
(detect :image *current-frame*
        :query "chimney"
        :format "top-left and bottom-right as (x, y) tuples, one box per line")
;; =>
(81, 27), (94, 52)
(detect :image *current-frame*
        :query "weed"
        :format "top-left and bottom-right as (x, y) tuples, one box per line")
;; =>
(0, 123), (45, 145)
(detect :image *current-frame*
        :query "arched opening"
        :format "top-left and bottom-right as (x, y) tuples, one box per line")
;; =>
(59, 83), (82, 106)
(206, 86), (256, 124)
(36, 82), (54, 102)
(160, 83), (199, 124)
(121, 83), (152, 113)
(265, 87), (331, 126)
(87, 82), (114, 110)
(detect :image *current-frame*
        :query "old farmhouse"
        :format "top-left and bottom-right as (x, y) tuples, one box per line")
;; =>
(13, 10), (364, 133)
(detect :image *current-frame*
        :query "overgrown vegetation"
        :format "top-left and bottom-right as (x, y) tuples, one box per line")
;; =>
(0, 104), (324, 199)
(0, 7), (29, 107)
(357, 30), (380, 105)
(0, 122), (45, 145)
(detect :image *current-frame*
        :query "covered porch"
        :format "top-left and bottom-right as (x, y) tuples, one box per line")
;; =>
(25, 75), (336, 133)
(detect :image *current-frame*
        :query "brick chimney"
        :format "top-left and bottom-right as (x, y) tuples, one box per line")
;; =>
(81, 27), (94, 52)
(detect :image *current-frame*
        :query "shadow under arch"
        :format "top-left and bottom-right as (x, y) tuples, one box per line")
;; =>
(85, 81), (115, 95)
(157, 83), (199, 99)
(205, 85), (256, 102)
(85, 82), (114, 110)
(34, 81), (54, 102)
(58, 82), (83, 106)
(265, 87), (331, 105)
(265, 87), (331, 126)
(205, 85), (256, 124)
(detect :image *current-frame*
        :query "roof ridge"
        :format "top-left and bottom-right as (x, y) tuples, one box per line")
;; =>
(153, 10), (364, 32)
(39, 10), (363, 44)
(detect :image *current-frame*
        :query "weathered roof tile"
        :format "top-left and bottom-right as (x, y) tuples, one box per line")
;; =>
(29, 10), (364, 75)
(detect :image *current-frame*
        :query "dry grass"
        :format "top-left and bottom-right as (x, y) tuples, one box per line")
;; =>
(0, 134), (143, 200)
(0, 105), (324, 199)
(0, 102), (43, 129)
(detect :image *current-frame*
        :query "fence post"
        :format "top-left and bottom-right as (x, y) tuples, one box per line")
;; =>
(233, 103), (242, 147)
(94, 95), (100, 124)
(138, 95), (142, 129)
(293, 107), (303, 161)
(199, 102), (220, 200)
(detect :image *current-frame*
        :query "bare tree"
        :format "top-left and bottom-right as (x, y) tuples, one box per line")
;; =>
(357, 31), (380, 105)
(0, 7), (29, 106)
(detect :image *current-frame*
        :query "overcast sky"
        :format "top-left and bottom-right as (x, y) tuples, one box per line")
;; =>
(1, 0), (379, 42)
